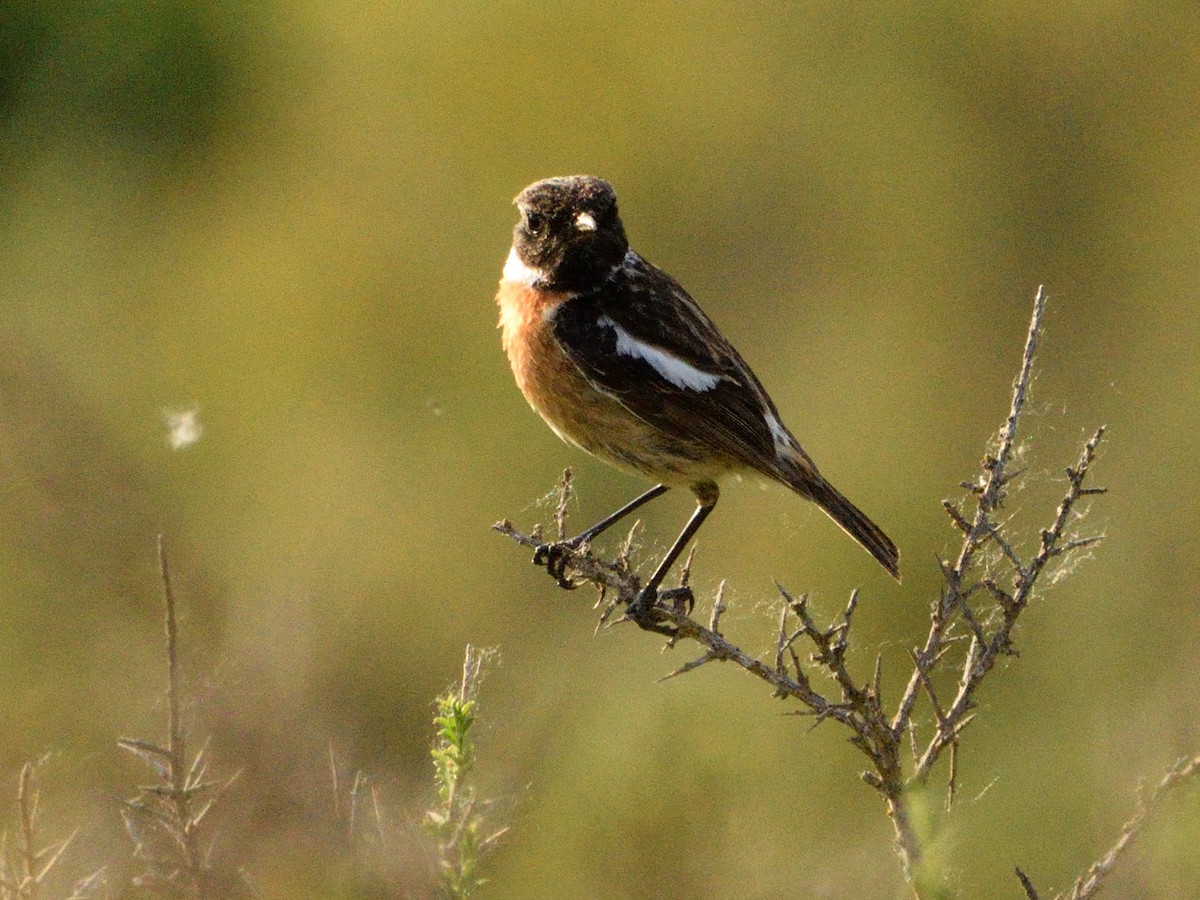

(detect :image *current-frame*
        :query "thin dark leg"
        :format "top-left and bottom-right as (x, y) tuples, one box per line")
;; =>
(627, 496), (716, 619)
(534, 483), (670, 588)
(574, 483), (670, 544)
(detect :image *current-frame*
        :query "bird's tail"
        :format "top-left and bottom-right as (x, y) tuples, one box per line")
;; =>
(779, 459), (901, 581)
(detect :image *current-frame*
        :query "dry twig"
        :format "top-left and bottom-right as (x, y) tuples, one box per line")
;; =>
(1064, 754), (1200, 899)
(117, 537), (244, 898)
(0, 763), (87, 900)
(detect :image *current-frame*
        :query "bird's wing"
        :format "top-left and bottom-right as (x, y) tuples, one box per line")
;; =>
(551, 253), (785, 474)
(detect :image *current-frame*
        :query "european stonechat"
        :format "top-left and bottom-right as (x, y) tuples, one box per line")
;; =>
(496, 175), (899, 620)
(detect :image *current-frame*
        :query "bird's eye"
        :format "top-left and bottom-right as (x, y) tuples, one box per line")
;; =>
(525, 211), (546, 236)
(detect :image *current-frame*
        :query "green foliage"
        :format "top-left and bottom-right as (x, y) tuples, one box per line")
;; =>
(425, 646), (502, 899)
(431, 697), (475, 812)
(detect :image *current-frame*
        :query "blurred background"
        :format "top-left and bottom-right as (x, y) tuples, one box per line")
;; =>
(2, 2), (1198, 897)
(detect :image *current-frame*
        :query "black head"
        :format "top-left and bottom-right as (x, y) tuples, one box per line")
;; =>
(511, 176), (629, 292)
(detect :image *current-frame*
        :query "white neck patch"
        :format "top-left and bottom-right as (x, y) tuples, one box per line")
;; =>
(599, 316), (721, 392)
(502, 247), (544, 286)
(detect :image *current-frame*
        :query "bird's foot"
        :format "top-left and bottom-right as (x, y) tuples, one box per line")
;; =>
(659, 585), (696, 616)
(624, 585), (693, 636)
(532, 539), (584, 589)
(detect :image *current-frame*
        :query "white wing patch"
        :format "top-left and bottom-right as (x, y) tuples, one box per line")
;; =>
(502, 247), (543, 286)
(599, 316), (721, 391)
(765, 412), (793, 454)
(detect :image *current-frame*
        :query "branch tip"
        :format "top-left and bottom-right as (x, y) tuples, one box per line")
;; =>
(1015, 866), (1040, 899)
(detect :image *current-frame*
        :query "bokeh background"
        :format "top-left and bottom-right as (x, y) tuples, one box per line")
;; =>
(2, 3), (1198, 897)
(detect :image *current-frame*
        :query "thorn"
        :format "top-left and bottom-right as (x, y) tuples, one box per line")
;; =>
(656, 653), (715, 682)
(871, 654), (883, 704)
(842, 588), (860, 625)
(617, 521), (641, 571)
(1015, 866), (1040, 900)
(708, 580), (727, 634)
(861, 771), (885, 790)
(775, 606), (790, 674)
(789, 647), (806, 684)
(678, 544), (698, 589)
(554, 468), (573, 540)
(946, 740), (959, 810)
(942, 500), (973, 533)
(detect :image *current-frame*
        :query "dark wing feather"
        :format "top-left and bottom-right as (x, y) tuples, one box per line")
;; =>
(552, 253), (782, 474)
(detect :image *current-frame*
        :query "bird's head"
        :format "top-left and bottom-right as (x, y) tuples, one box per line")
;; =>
(509, 175), (629, 292)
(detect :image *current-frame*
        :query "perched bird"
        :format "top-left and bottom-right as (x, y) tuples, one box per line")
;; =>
(496, 175), (898, 620)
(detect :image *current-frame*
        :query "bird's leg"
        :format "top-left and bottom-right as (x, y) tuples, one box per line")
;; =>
(626, 484), (718, 624)
(534, 483), (670, 588)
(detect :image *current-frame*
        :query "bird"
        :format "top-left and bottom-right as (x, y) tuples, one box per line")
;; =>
(495, 175), (898, 623)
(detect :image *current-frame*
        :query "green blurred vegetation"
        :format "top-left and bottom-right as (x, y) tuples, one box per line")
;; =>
(0, 2), (1198, 897)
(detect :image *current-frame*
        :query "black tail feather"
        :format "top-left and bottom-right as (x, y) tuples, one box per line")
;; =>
(786, 468), (900, 581)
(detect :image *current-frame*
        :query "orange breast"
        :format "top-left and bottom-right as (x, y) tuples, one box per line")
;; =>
(496, 279), (604, 449)
(495, 278), (732, 485)
(498, 281), (569, 414)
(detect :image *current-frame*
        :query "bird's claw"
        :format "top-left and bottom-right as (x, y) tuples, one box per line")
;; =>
(624, 585), (692, 636)
(533, 541), (580, 590)
(659, 585), (695, 616)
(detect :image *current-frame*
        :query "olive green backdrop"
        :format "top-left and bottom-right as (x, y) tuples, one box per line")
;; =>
(1, 3), (1197, 897)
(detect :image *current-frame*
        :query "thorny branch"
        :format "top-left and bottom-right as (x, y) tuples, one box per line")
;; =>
(1069, 754), (1200, 898)
(0, 763), (82, 899)
(495, 287), (1123, 896)
(116, 538), (242, 898)
(1020, 753), (1200, 900)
